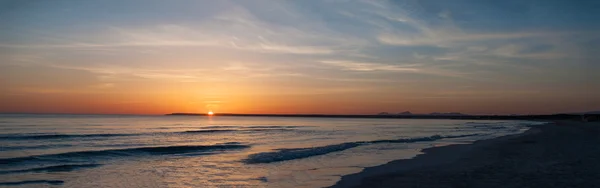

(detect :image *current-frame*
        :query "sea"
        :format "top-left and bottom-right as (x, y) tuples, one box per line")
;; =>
(0, 114), (545, 188)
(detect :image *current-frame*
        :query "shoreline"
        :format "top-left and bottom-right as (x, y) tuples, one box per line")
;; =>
(330, 121), (600, 188)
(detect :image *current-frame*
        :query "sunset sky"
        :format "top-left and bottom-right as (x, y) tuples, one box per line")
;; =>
(1, 0), (599, 115)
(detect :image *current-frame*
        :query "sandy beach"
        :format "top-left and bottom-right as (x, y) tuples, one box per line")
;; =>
(331, 121), (600, 188)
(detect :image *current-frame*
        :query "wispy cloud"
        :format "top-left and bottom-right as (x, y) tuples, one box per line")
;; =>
(0, 2), (367, 56)
(321, 60), (419, 72)
(319, 60), (472, 79)
(377, 31), (557, 46)
(231, 40), (335, 54)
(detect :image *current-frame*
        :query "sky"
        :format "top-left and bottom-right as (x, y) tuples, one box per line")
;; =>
(1, 0), (599, 115)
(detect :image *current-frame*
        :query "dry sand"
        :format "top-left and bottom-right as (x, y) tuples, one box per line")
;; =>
(330, 121), (600, 188)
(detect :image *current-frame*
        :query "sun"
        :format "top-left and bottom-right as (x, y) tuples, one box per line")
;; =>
(208, 111), (214, 116)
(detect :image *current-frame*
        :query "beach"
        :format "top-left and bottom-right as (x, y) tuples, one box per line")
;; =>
(331, 121), (600, 188)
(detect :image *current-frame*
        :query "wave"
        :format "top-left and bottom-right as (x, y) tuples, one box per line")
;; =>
(245, 142), (362, 164)
(183, 129), (236, 133)
(0, 180), (64, 186)
(465, 122), (506, 125)
(181, 128), (296, 134)
(199, 126), (241, 129)
(0, 144), (250, 166)
(245, 126), (309, 129)
(221, 142), (243, 145)
(197, 125), (308, 129)
(0, 128), (303, 142)
(367, 135), (443, 144)
(0, 133), (139, 140)
(244, 134), (479, 164)
(243, 128), (297, 132)
(0, 127), (303, 141)
(466, 123), (515, 130)
(440, 133), (481, 139)
(0, 144), (73, 151)
(0, 164), (101, 174)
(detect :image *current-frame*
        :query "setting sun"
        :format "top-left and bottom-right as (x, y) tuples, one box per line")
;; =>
(208, 111), (214, 116)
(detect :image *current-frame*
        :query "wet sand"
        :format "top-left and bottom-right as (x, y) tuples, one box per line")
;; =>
(331, 121), (600, 188)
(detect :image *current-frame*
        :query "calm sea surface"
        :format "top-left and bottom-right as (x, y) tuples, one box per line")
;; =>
(0, 114), (543, 187)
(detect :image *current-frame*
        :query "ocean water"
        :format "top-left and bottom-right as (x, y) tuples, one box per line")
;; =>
(0, 114), (544, 187)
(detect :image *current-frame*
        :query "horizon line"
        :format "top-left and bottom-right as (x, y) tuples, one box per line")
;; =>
(0, 111), (587, 116)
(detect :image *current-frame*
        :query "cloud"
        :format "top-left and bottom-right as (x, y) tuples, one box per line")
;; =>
(0, 26), (223, 49)
(353, 0), (564, 48)
(1, 0), (598, 94)
(47, 59), (304, 83)
(230, 40), (335, 54)
(438, 10), (452, 19)
(90, 83), (115, 89)
(321, 60), (419, 72)
(377, 30), (558, 47)
(0, 2), (368, 56)
(1, 23), (342, 55)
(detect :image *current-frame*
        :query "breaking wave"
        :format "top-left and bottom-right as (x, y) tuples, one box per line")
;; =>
(183, 129), (237, 133)
(244, 134), (479, 164)
(0, 144), (250, 166)
(0, 164), (102, 174)
(0, 180), (64, 186)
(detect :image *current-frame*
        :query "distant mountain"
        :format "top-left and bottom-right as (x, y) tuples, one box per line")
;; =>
(376, 111), (468, 116)
(429, 112), (467, 116)
(566, 111), (600, 115)
(398, 111), (412, 115)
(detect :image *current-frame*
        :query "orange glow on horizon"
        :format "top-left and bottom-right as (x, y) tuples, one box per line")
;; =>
(208, 111), (214, 116)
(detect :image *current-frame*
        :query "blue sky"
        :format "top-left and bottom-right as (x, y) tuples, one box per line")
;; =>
(0, 0), (599, 114)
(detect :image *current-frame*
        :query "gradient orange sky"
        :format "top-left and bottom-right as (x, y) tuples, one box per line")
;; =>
(1, 0), (599, 115)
